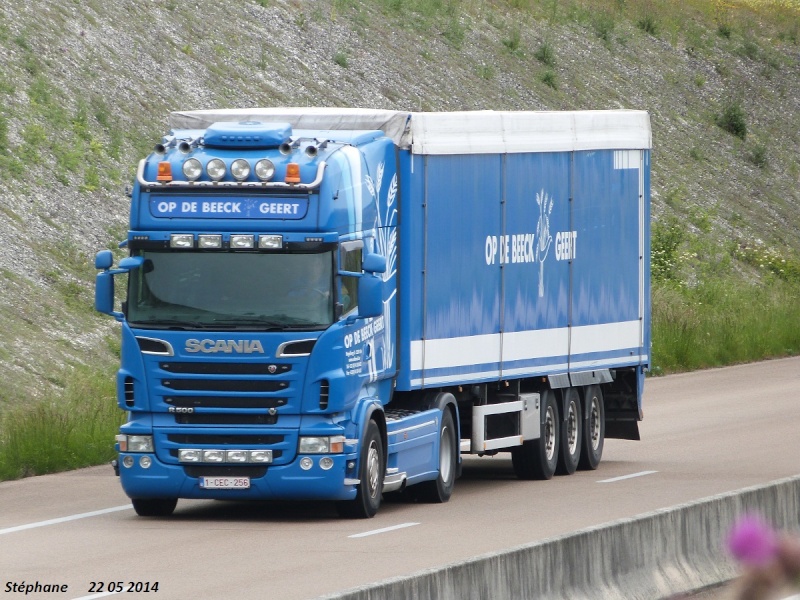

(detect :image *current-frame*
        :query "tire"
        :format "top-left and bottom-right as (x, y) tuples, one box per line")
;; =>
(416, 409), (457, 503)
(132, 498), (177, 517)
(556, 387), (582, 475)
(511, 390), (559, 480)
(579, 385), (605, 470)
(337, 420), (384, 518)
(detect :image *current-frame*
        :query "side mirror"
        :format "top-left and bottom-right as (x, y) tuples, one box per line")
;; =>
(93, 254), (143, 320)
(95, 250), (114, 270)
(362, 253), (386, 274)
(118, 256), (145, 271)
(357, 275), (383, 319)
(95, 271), (118, 317)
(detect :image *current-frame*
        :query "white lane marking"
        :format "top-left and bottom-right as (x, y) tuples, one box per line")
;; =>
(598, 470), (658, 483)
(72, 592), (121, 600)
(349, 522), (420, 538)
(0, 505), (132, 535)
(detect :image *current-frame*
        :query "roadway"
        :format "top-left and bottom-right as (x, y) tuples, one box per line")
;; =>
(1, 357), (799, 599)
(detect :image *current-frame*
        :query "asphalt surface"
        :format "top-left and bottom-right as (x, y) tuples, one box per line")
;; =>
(1, 356), (799, 599)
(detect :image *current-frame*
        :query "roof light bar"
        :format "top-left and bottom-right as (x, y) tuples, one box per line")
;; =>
(198, 234), (222, 249)
(230, 234), (255, 249)
(170, 234), (194, 249)
(258, 235), (283, 249)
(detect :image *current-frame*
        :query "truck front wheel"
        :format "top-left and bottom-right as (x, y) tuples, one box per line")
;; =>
(131, 498), (177, 517)
(337, 420), (384, 518)
(416, 409), (457, 503)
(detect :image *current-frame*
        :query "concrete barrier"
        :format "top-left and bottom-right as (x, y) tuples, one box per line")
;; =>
(319, 475), (800, 600)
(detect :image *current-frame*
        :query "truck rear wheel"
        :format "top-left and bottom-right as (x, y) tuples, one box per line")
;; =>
(511, 390), (559, 480)
(556, 388), (582, 475)
(416, 409), (457, 503)
(131, 498), (177, 517)
(579, 385), (605, 470)
(337, 420), (384, 518)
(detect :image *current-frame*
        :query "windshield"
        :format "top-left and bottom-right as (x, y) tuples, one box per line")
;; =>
(126, 250), (334, 330)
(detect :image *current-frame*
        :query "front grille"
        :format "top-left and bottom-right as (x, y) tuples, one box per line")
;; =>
(168, 434), (283, 445)
(184, 465), (268, 478)
(160, 362), (291, 375)
(174, 413), (278, 425)
(162, 379), (288, 392)
(165, 396), (287, 409)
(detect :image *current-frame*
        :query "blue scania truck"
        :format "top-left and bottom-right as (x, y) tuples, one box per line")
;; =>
(95, 108), (652, 518)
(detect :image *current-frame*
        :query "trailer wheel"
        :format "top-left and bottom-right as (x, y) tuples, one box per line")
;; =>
(337, 420), (384, 518)
(416, 409), (457, 503)
(511, 390), (559, 480)
(579, 385), (605, 470)
(131, 498), (177, 517)
(556, 388), (582, 475)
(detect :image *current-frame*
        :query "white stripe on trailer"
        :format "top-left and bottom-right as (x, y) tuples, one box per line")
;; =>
(411, 321), (642, 371)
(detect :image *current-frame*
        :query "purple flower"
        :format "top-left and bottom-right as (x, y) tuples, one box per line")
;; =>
(726, 514), (779, 567)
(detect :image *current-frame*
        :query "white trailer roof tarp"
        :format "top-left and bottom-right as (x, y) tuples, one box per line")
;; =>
(169, 108), (652, 154)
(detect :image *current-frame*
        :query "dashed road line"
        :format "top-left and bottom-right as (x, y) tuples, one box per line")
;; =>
(349, 522), (420, 538)
(598, 470), (658, 483)
(0, 505), (132, 536)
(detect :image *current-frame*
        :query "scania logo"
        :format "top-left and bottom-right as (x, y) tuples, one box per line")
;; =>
(185, 339), (265, 354)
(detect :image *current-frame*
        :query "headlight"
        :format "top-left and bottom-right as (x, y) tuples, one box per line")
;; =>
(231, 159), (250, 181)
(183, 158), (202, 181)
(255, 159), (275, 181)
(298, 436), (345, 454)
(117, 435), (154, 453)
(207, 158), (226, 181)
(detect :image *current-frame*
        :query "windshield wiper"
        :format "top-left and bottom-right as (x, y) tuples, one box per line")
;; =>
(209, 318), (287, 330)
(211, 315), (328, 331)
(128, 319), (211, 330)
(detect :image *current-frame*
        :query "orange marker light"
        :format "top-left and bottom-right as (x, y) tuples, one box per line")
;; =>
(285, 163), (301, 184)
(157, 161), (173, 182)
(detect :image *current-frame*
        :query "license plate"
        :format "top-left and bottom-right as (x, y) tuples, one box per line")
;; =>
(200, 476), (250, 490)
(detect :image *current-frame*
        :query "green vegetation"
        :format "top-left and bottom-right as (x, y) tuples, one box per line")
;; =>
(652, 279), (800, 374)
(715, 100), (748, 139)
(650, 222), (800, 374)
(0, 364), (123, 480)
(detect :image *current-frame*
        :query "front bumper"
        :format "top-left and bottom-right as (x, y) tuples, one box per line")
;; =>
(117, 452), (358, 501)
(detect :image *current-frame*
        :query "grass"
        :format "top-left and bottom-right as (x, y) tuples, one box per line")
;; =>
(651, 278), (800, 374)
(0, 364), (123, 480)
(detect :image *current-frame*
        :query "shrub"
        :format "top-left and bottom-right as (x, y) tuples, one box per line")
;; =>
(651, 216), (687, 283)
(637, 15), (658, 36)
(715, 101), (747, 140)
(539, 70), (558, 90)
(502, 28), (522, 52)
(334, 50), (349, 68)
(749, 144), (768, 169)
(534, 41), (556, 67)
(594, 13), (615, 42)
